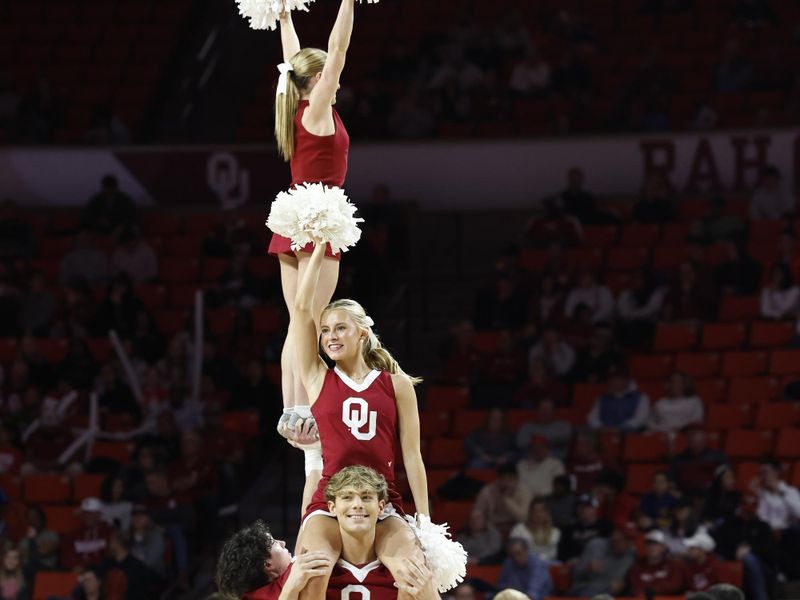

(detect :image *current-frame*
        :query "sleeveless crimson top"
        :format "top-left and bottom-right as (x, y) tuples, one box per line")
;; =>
(290, 100), (349, 188)
(327, 560), (397, 600)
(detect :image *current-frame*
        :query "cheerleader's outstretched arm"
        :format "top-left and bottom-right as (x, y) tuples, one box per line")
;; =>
(279, 11), (301, 61)
(394, 374), (430, 516)
(307, 0), (354, 117)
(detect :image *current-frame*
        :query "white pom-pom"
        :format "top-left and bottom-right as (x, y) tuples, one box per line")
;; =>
(235, 0), (315, 31)
(266, 183), (364, 254)
(404, 514), (468, 593)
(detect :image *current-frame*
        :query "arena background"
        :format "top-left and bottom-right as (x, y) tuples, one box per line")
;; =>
(1, 0), (800, 598)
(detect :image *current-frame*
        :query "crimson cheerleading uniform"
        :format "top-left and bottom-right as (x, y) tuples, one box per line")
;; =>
(268, 99), (350, 260)
(327, 559), (397, 600)
(244, 568), (291, 600)
(302, 367), (404, 523)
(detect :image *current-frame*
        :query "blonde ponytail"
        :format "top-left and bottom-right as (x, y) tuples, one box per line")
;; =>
(274, 48), (328, 162)
(322, 299), (423, 385)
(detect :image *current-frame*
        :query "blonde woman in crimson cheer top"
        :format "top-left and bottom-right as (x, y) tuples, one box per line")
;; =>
(269, 0), (354, 439)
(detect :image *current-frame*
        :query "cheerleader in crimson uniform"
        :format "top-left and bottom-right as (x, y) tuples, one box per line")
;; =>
(269, 0), (356, 442)
(288, 240), (431, 600)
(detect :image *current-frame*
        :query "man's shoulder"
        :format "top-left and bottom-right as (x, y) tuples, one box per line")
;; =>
(245, 569), (291, 600)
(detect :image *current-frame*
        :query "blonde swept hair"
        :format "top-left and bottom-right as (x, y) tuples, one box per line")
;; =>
(322, 299), (423, 385)
(324, 465), (389, 503)
(274, 48), (328, 162)
(493, 590), (530, 600)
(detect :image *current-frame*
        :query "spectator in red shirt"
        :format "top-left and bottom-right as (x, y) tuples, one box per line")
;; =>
(628, 530), (686, 596)
(60, 497), (113, 570)
(568, 431), (607, 494)
(168, 430), (217, 505)
(683, 531), (724, 593)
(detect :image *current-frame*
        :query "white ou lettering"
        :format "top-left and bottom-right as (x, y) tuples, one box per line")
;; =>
(342, 397), (377, 441)
(206, 152), (250, 209)
(341, 584), (370, 600)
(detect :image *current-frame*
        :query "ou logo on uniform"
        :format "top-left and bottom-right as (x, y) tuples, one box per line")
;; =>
(341, 585), (370, 600)
(342, 398), (377, 441)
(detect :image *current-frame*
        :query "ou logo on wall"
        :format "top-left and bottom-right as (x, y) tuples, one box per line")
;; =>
(341, 585), (370, 600)
(206, 152), (250, 209)
(342, 398), (377, 441)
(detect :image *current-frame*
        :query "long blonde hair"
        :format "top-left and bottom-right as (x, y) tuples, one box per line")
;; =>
(322, 299), (422, 385)
(274, 48), (328, 162)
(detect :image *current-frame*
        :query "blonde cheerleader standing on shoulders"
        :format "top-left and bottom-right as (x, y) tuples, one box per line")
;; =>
(269, 0), (354, 443)
(289, 239), (442, 600)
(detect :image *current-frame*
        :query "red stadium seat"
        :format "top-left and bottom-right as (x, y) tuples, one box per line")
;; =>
(661, 223), (691, 245)
(159, 258), (199, 283)
(654, 323), (697, 351)
(36, 338), (68, 363)
(164, 236), (201, 258)
(718, 561), (744, 588)
(728, 377), (780, 404)
(142, 212), (182, 236)
(472, 331), (505, 355)
(623, 432), (671, 462)
(221, 411), (260, 437)
(24, 474), (71, 504)
(567, 248), (605, 270)
(71, 473), (105, 502)
(769, 350), (800, 375)
(720, 296), (760, 321)
(425, 386), (469, 412)
(466, 565), (501, 585)
(90, 441), (134, 463)
(627, 463), (667, 494)
(755, 403), (800, 429)
(750, 321), (795, 349)
(452, 411), (489, 436)
(425, 469), (456, 496)
(419, 412), (451, 438)
(694, 378), (727, 404)
(629, 354), (674, 379)
(153, 309), (188, 335)
(776, 428), (800, 458)
(465, 469), (497, 484)
(582, 225), (618, 247)
(619, 223), (661, 246)
(134, 284), (167, 308)
(207, 308), (236, 337)
(252, 306), (282, 335)
(549, 563), (572, 594)
(169, 284), (197, 309)
(42, 505), (82, 534)
(0, 475), (22, 500)
(32, 571), (79, 600)
(702, 323), (746, 350)
(721, 351), (768, 377)
(506, 409), (537, 432)
(724, 429), (775, 459)
(202, 258), (229, 280)
(606, 247), (649, 272)
(707, 404), (753, 430)
(520, 249), (547, 272)
(86, 338), (113, 362)
(675, 352), (720, 377)
(427, 438), (466, 469)
(436, 500), (472, 532)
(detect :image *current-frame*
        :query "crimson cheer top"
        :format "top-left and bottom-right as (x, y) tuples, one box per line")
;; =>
(303, 367), (404, 518)
(269, 100), (350, 258)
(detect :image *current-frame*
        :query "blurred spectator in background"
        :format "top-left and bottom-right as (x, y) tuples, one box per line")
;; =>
(20, 506), (60, 573)
(557, 493), (612, 563)
(59, 230), (111, 286)
(211, 255), (263, 309)
(684, 531), (723, 593)
(83, 103), (131, 145)
(0, 425), (22, 475)
(514, 359), (569, 408)
(525, 199), (583, 248)
(0, 542), (26, 600)
(473, 269), (528, 331)
(587, 366), (650, 432)
(568, 431), (609, 495)
(565, 273), (614, 324)
(111, 226), (158, 284)
(129, 504), (166, 579)
(59, 338), (99, 391)
(91, 274), (143, 337)
(18, 272), (57, 336)
(102, 528), (153, 600)
(759, 263), (799, 321)
(689, 98), (720, 130)
(714, 40), (753, 92)
(634, 173), (677, 223)
(60, 497), (113, 570)
(101, 475), (132, 532)
(637, 471), (679, 530)
(456, 510), (503, 566)
(663, 261), (718, 322)
(497, 538), (553, 600)
(616, 270), (666, 348)
(551, 168), (612, 226)
(509, 499), (561, 563)
(649, 372), (704, 432)
(528, 328), (576, 379)
(509, 49), (551, 97)
(516, 398), (572, 461)
(474, 462), (531, 536)
(628, 530), (686, 596)
(545, 475), (577, 530)
(571, 330), (623, 383)
(702, 465), (741, 526)
(663, 496), (702, 556)
(714, 241), (762, 296)
(81, 175), (136, 234)
(750, 166), (792, 219)
(568, 528), (635, 598)
(528, 275), (565, 328)
(752, 459), (800, 535)
(0, 199), (36, 259)
(72, 565), (103, 600)
(671, 427), (729, 497)
(690, 197), (746, 246)
(465, 408), (517, 469)
(517, 436), (565, 499)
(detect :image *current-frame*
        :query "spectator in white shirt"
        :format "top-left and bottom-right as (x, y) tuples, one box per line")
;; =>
(752, 459), (800, 531)
(750, 166), (794, 220)
(517, 435), (565, 499)
(516, 398), (573, 461)
(529, 328), (576, 378)
(649, 372), (704, 433)
(565, 272), (614, 324)
(760, 263), (799, 321)
(509, 49), (551, 96)
(509, 499), (561, 563)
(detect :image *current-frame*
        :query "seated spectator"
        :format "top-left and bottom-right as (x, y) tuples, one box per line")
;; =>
(473, 269), (528, 331)
(550, 168), (606, 225)
(101, 475), (132, 531)
(592, 469), (636, 529)
(628, 530), (686, 596)
(752, 458), (800, 535)
(586, 366), (650, 432)
(517, 436), (565, 499)
(18, 506), (59, 575)
(474, 462), (531, 536)
(702, 465), (741, 526)
(141, 469), (189, 577)
(714, 39), (753, 92)
(690, 196), (746, 246)
(516, 398), (572, 461)
(663, 261), (718, 322)
(560, 303), (597, 353)
(571, 330), (623, 383)
(509, 499), (561, 563)
(616, 270), (666, 348)
(0, 199), (36, 259)
(541, 242), (574, 292)
(649, 372), (704, 432)
(759, 262), (799, 321)
(514, 359), (569, 408)
(60, 497), (114, 570)
(81, 174), (137, 233)
(772, 230), (800, 283)
(528, 275), (565, 327)
(670, 427), (729, 497)
(59, 230), (111, 286)
(0, 542), (26, 600)
(111, 225), (158, 284)
(545, 475), (577, 530)
(497, 538), (553, 600)
(101, 528), (153, 600)
(528, 328), (576, 378)
(634, 172), (677, 223)
(211, 255), (263, 309)
(0, 424), (22, 475)
(750, 165), (793, 219)
(464, 408), (518, 469)
(568, 431), (608, 494)
(565, 272), (614, 324)
(557, 494), (613, 563)
(18, 271), (57, 336)
(71, 565), (104, 600)
(525, 199), (582, 248)
(714, 241), (762, 296)
(569, 529), (635, 598)
(684, 531), (724, 593)
(509, 49), (551, 96)
(637, 471), (680, 530)
(456, 510), (503, 566)
(663, 496), (702, 556)
(129, 505), (166, 578)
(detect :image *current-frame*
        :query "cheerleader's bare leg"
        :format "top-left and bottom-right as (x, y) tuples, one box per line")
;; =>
(376, 517), (437, 600)
(295, 514), (342, 600)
